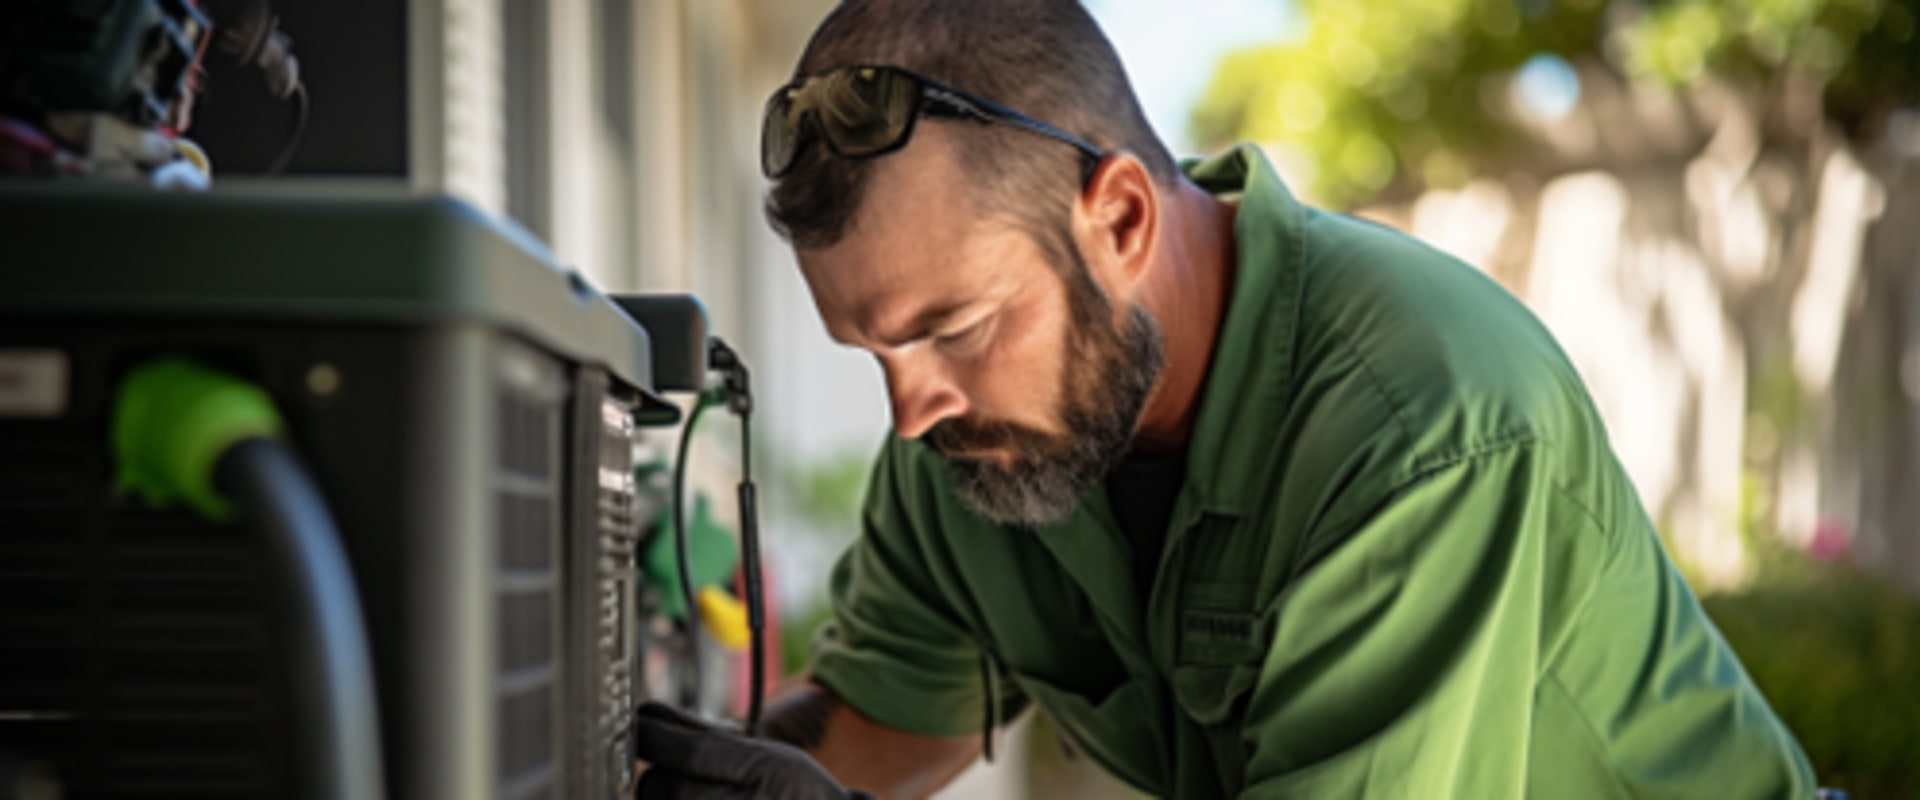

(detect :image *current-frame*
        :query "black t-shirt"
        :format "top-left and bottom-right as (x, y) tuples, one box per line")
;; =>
(1104, 450), (1188, 594)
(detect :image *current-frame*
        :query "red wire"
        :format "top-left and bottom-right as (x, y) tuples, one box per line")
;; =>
(0, 117), (56, 156)
(0, 116), (57, 174)
(167, 0), (215, 136)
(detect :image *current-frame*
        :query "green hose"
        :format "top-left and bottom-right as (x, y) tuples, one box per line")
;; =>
(109, 357), (385, 800)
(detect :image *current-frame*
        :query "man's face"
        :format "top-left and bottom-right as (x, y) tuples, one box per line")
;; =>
(796, 125), (1162, 527)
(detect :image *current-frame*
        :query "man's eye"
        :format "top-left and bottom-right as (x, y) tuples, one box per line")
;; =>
(935, 319), (992, 352)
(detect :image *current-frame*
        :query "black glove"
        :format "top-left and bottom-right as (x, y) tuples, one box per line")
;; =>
(631, 701), (871, 800)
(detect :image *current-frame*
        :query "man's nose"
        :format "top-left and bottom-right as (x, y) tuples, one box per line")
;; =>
(882, 355), (969, 440)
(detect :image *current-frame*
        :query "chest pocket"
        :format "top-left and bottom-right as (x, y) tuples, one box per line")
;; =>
(1172, 590), (1266, 723)
(1016, 672), (1169, 796)
(1170, 507), (1272, 714)
(1166, 556), (1272, 792)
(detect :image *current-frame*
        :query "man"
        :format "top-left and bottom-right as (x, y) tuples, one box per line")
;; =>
(632, 0), (1817, 797)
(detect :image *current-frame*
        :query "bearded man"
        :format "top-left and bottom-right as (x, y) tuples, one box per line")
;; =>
(630, 1), (1817, 797)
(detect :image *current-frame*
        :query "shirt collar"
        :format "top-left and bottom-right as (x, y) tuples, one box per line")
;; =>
(1176, 144), (1307, 517)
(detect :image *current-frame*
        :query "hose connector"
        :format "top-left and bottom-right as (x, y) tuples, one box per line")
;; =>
(112, 358), (283, 521)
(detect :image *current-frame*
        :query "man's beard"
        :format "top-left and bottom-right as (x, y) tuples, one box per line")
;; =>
(923, 252), (1164, 528)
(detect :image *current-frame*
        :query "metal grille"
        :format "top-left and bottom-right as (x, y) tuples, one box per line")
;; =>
(560, 366), (645, 798)
(0, 443), (289, 799)
(591, 393), (639, 792)
(493, 346), (564, 798)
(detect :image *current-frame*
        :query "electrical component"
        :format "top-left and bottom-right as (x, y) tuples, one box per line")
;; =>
(0, 0), (306, 180)
(0, 0), (211, 177)
(664, 337), (767, 733)
(216, 0), (300, 100)
(0, 0), (211, 129)
(213, 0), (305, 174)
(707, 338), (767, 736)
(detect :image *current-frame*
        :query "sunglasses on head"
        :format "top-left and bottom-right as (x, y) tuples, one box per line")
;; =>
(760, 64), (1107, 179)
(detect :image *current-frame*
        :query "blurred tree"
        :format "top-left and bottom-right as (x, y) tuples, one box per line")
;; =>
(1193, 0), (1918, 205)
(1194, 0), (1920, 594)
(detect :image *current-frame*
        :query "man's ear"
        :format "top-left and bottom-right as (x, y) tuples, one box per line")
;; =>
(1075, 152), (1158, 291)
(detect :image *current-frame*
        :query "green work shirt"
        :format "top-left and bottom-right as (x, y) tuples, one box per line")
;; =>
(808, 144), (1816, 798)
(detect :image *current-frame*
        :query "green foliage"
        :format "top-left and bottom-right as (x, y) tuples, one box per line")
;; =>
(1616, 0), (1894, 85)
(1193, 0), (1608, 205)
(769, 448), (874, 674)
(1703, 554), (1920, 797)
(782, 449), (872, 531)
(1192, 0), (1920, 206)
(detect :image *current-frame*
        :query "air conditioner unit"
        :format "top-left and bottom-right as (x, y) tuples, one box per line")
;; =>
(0, 186), (692, 800)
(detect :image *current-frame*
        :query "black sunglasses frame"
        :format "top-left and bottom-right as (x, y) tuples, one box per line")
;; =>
(761, 64), (1107, 179)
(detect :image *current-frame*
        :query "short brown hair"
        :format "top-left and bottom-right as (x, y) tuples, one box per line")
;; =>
(766, 0), (1175, 267)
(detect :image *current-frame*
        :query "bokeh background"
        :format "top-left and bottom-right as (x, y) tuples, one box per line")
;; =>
(220, 0), (1918, 795)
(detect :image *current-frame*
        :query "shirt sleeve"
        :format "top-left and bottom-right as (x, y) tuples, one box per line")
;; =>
(1238, 440), (1813, 798)
(1239, 440), (1560, 797)
(807, 437), (1024, 739)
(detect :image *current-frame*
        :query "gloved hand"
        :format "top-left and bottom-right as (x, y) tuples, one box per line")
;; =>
(631, 701), (871, 800)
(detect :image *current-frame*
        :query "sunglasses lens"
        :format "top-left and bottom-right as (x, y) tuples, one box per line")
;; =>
(761, 67), (926, 177)
(817, 67), (917, 156)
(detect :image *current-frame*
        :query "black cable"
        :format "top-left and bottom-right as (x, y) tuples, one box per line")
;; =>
(708, 338), (765, 736)
(265, 82), (307, 176)
(670, 394), (709, 709)
(667, 338), (763, 734)
(214, 438), (385, 800)
(738, 408), (764, 735)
